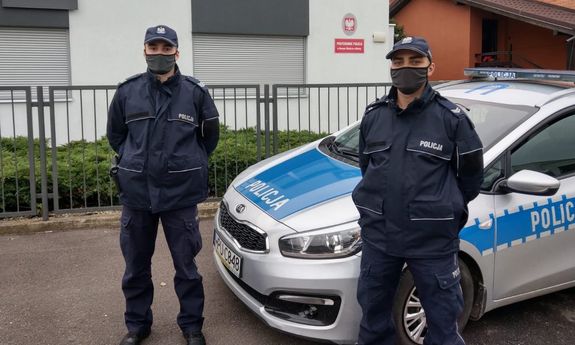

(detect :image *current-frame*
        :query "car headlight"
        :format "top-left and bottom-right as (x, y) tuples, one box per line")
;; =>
(279, 225), (362, 259)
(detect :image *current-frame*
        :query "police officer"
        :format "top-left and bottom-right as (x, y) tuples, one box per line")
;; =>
(352, 37), (483, 345)
(107, 25), (219, 345)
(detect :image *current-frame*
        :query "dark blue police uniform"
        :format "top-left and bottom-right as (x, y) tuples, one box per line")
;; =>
(107, 65), (219, 337)
(352, 84), (483, 345)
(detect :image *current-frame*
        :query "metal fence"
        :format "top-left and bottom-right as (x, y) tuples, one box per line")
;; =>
(0, 82), (390, 220)
(0, 87), (36, 218)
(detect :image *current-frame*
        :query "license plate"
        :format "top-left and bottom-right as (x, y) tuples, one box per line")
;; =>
(214, 231), (242, 278)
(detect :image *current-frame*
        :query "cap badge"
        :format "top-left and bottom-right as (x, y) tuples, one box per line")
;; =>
(401, 37), (413, 44)
(156, 26), (166, 34)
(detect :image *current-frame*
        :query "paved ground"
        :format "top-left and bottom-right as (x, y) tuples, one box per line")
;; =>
(1, 219), (574, 345)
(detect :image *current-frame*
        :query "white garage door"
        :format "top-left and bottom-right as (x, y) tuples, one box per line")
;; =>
(192, 34), (305, 87)
(0, 27), (70, 100)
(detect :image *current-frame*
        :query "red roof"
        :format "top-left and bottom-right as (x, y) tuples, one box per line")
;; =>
(459, 0), (575, 35)
(537, 0), (575, 11)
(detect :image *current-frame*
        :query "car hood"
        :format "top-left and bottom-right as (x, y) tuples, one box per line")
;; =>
(233, 146), (361, 223)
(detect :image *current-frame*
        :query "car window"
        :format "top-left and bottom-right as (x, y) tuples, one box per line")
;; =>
(511, 114), (575, 178)
(333, 123), (360, 152)
(482, 158), (505, 191)
(334, 100), (536, 153)
(448, 98), (536, 149)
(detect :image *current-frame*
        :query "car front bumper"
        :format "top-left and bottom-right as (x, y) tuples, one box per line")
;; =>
(213, 205), (362, 345)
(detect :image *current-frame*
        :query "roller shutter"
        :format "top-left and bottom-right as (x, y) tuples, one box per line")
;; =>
(192, 34), (305, 87)
(0, 27), (70, 100)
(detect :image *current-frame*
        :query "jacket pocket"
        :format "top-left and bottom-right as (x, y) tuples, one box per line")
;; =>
(125, 111), (155, 124)
(363, 141), (391, 154)
(352, 184), (384, 216)
(116, 156), (148, 204)
(406, 137), (453, 161)
(364, 141), (391, 168)
(409, 201), (454, 221)
(118, 156), (144, 173)
(165, 157), (207, 201)
(167, 157), (202, 174)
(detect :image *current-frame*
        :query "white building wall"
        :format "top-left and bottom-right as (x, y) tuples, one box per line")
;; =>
(2, 0), (392, 143)
(307, 0), (392, 84)
(69, 0), (194, 85)
(68, 0), (391, 86)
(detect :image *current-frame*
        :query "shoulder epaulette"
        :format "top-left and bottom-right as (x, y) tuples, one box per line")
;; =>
(184, 76), (209, 92)
(117, 73), (143, 87)
(435, 93), (466, 117)
(365, 97), (389, 114)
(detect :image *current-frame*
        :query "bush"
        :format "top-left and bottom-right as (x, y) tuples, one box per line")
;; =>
(0, 136), (40, 213)
(0, 126), (326, 213)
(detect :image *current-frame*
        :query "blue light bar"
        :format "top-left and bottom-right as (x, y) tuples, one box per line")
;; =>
(464, 68), (575, 82)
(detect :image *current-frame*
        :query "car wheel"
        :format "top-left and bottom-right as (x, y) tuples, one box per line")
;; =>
(392, 259), (474, 345)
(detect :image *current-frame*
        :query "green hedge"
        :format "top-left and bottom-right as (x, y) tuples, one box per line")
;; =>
(0, 127), (326, 214)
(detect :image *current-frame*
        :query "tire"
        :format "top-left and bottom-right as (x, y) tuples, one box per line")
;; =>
(392, 259), (474, 345)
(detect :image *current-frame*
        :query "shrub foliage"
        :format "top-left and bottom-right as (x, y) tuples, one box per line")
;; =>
(0, 126), (326, 214)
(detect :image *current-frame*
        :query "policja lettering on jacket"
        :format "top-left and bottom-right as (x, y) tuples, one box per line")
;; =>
(419, 140), (443, 151)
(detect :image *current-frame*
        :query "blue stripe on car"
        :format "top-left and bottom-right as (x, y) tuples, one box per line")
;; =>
(236, 148), (361, 220)
(461, 194), (575, 256)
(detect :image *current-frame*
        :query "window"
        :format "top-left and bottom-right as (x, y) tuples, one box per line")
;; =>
(192, 34), (305, 88)
(449, 98), (536, 149)
(482, 158), (505, 191)
(511, 114), (575, 178)
(482, 19), (498, 54)
(0, 27), (70, 101)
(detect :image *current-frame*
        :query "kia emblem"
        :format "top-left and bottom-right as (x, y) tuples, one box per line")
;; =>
(235, 204), (246, 213)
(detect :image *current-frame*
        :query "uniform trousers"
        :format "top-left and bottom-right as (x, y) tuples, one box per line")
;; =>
(120, 205), (204, 336)
(357, 241), (465, 345)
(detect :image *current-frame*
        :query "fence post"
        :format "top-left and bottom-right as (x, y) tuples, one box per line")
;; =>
(255, 85), (262, 161)
(36, 87), (50, 221)
(25, 88), (38, 217)
(263, 84), (271, 158)
(272, 85), (278, 155)
(48, 87), (59, 212)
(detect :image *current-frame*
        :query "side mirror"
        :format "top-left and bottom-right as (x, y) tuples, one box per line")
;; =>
(500, 170), (560, 196)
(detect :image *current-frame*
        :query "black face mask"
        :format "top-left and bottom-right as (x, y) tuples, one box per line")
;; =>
(145, 54), (176, 75)
(391, 66), (429, 95)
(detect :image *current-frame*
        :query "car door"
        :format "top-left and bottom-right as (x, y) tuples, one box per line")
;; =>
(493, 111), (575, 300)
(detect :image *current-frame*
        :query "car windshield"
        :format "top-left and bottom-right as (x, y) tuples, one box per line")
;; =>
(449, 98), (537, 148)
(331, 98), (537, 156)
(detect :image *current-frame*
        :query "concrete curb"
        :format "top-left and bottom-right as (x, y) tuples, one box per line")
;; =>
(0, 201), (220, 236)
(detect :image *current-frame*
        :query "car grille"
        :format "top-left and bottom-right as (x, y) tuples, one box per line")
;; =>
(219, 202), (267, 252)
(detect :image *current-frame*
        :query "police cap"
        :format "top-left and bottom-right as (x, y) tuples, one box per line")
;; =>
(386, 36), (432, 60)
(144, 25), (178, 47)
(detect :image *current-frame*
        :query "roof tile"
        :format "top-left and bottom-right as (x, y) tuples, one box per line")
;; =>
(464, 0), (575, 35)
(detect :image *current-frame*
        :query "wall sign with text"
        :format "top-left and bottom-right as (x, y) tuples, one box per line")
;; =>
(335, 38), (365, 53)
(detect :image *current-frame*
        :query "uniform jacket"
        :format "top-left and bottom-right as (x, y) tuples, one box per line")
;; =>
(107, 66), (219, 213)
(352, 84), (483, 258)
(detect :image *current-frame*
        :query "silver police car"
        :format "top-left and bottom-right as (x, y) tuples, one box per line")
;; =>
(213, 68), (575, 344)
